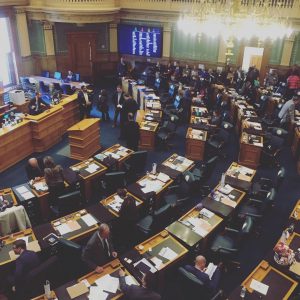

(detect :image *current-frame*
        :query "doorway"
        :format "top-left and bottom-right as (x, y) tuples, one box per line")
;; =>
(242, 47), (264, 72)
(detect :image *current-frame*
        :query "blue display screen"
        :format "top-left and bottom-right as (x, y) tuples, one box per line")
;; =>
(118, 24), (163, 58)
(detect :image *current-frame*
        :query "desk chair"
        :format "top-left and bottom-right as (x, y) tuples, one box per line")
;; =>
(210, 216), (254, 270)
(61, 84), (73, 95)
(123, 151), (148, 183)
(73, 73), (80, 82)
(39, 81), (49, 93)
(41, 70), (50, 78)
(177, 267), (223, 300)
(207, 128), (229, 159)
(101, 171), (126, 196)
(136, 204), (172, 237)
(156, 120), (177, 150)
(52, 82), (63, 93)
(261, 134), (284, 167)
(160, 83), (177, 108)
(268, 126), (288, 140)
(20, 77), (34, 92)
(50, 190), (81, 218)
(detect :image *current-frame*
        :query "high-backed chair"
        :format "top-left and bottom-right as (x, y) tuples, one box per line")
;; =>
(156, 120), (177, 150)
(261, 134), (284, 167)
(41, 70), (50, 78)
(39, 81), (49, 93)
(123, 151), (148, 183)
(61, 84), (73, 95)
(207, 128), (230, 158)
(101, 171), (126, 196)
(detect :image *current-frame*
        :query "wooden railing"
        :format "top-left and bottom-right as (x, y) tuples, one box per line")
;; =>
(0, 0), (28, 6)
(29, 0), (118, 8)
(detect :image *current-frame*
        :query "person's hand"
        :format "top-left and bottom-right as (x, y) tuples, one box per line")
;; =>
(112, 251), (118, 258)
(35, 177), (41, 181)
(12, 286), (16, 292)
(95, 266), (104, 273)
(119, 269), (125, 277)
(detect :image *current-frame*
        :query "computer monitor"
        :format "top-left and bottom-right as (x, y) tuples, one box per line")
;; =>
(54, 72), (62, 80)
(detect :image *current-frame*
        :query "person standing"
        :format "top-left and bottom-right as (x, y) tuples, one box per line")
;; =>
(112, 85), (125, 128)
(120, 94), (138, 139)
(278, 94), (300, 129)
(82, 223), (117, 273)
(124, 113), (140, 151)
(28, 92), (50, 115)
(78, 85), (92, 120)
(97, 89), (110, 121)
(287, 70), (300, 100)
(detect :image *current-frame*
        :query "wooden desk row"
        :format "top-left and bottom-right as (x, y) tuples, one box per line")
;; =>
(0, 94), (80, 172)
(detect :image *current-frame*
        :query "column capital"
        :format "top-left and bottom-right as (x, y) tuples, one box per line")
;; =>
(43, 21), (53, 30)
(163, 22), (172, 32)
(14, 6), (27, 15)
(109, 23), (118, 29)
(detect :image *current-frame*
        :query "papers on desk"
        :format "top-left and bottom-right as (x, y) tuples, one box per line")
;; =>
(125, 275), (138, 286)
(218, 184), (233, 195)
(158, 247), (178, 261)
(186, 217), (210, 237)
(250, 279), (269, 296)
(238, 166), (254, 175)
(108, 195), (123, 211)
(200, 208), (214, 218)
(81, 213), (98, 227)
(67, 282), (89, 299)
(150, 256), (164, 269)
(88, 286), (108, 300)
(85, 163), (100, 174)
(110, 153), (120, 159)
(16, 186), (35, 200)
(141, 179), (164, 194)
(157, 172), (170, 183)
(95, 274), (119, 294)
(56, 223), (72, 235)
(33, 182), (48, 192)
(134, 258), (157, 274)
(205, 263), (217, 280)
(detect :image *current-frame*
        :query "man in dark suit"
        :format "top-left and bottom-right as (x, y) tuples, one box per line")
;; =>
(9, 239), (40, 295)
(112, 85), (125, 128)
(117, 57), (127, 77)
(25, 157), (44, 180)
(119, 269), (161, 300)
(124, 113), (140, 151)
(120, 94), (138, 139)
(28, 92), (50, 115)
(184, 255), (221, 292)
(82, 223), (117, 273)
(77, 85), (92, 120)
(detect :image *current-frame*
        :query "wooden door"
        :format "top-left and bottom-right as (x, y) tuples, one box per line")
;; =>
(67, 32), (97, 79)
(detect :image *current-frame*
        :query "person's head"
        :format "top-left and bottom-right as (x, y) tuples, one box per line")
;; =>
(124, 93), (131, 100)
(117, 188), (127, 198)
(116, 85), (122, 93)
(120, 57), (124, 63)
(28, 157), (38, 168)
(98, 223), (110, 239)
(293, 95), (300, 104)
(35, 92), (41, 98)
(195, 255), (207, 270)
(43, 156), (55, 169)
(68, 70), (72, 75)
(213, 110), (220, 117)
(142, 272), (157, 290)
(81, 85), (87, 93)
(13, 239), (26, 255)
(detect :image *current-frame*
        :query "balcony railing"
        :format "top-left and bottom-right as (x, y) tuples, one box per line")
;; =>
(29, 0), (118, 8)
(0, 0), (28, 6)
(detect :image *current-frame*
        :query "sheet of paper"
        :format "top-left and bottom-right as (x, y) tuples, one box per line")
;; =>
(150, 256), (163, 269)
(81, 214), (98, 227)
(200, 208), (214, 218)
(66, 282), (89, 299)
(249, 279), (269, 296)
(193, 226), (209, 237)
(88, 286), (108, 300)
(27, 240), (41, 252)
(205, 263), (217, 279)
(67, 220), (81, 231)
(158, 247), (178, 261)
(111, 153), (120, 159)
(22, 191), (35, 200)
(80, 279), (90, 288)
(9, 250), (19, 260)
(157, 172), (170, 183)
(56, 223), (72, 235)
(95, 274), (119, 294)
(16, 186), (28, 194)
(221, 197), (237, 208)
(125, 275), (138, 286)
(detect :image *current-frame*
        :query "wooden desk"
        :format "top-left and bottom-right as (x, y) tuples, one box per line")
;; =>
(100, 192), (143, 217)
(59, 94), (80, 132)
(286, 232), (300, 277)
(136, 109), (162, 123)
(291, 127), (300, 160)
(228, 260), (298, 300)
(226, 162), (256, 182)
(68, 118), (101, 160)
(162, 153), (194, 174)
(51, 209), (99, 241)
(70, 159), (107, 201)
(31, 291), (57, 300)
(135, 230), (188, 271)
(77, 259), (138, 300)
(127, 173), (173, 203)
(0, 120), (33, 172)
(94, 144), (133, 168)
(0, 188), (18, 206)
(289, 200), (300, 222)
(239, 132), (263, 168)
(185, 127), (207, 161)
(144, 99), (161, 111)
(0, 228), (40, 266)
(166, 207), (223, 248)
(139, 121), (159, 150)
(190, 106), (209, 118)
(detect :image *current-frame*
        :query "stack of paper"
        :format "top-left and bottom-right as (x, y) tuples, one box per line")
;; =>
(56, 223), (72, 235)
(85, 163), (99, 174)
(158, 247), (178, 261)
(34, 182), (48, 191)
(249, 279), (269, 296)
(133, 258), (157, 273)
(205, 263), (218, 279)
(108, 195), (123, 211)
(88, 286), (108, 300)
(81, 214), (98, 227)
(200, 208), (214, 218)
(95, 274), (119, 294)
(125, 275), (138, 286)
(150, 256), (163, 269)
(157, 172), (170, 183)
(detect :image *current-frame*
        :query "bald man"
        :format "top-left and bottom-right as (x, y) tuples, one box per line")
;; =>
(82, 223), (117, 273)
(25, 157), (43, 180)
(184, 255), (221, 291)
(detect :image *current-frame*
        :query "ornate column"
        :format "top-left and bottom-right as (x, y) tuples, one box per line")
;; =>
(162, 23), (171, 59)
(42, 21), (57, 72)
(217, 37), (227, 64)
(280, 35), (295, 66)
(109, 23), (118, 53)
(14, 7), (31, 57)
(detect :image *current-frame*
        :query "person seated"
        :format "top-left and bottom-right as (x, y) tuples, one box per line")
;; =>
(28, 92), (50, 115)
(82, 223), (117, 273)
(65, 70), (73, 82)
(25, 157), (43, 180)
(8, 240), (40, 296)
(211, 110), (222, 127)
(184, 255), (221, 292)
(43, 156), (56, 169)
(119, 269), (161, 300)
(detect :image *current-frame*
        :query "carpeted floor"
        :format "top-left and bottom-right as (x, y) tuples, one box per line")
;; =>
(1, 82), (300, 299)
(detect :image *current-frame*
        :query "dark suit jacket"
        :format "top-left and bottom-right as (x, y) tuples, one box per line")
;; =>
(112, 92), (125, 108)
(28, 97), (50, 115)
(124, 121), (140, 147)
(25, 158), (44, 180)
(119, 276), (161, 300)
(13, 250), (40, 288)
(81, 232), (115, 270)
(77, 91), (92, 109)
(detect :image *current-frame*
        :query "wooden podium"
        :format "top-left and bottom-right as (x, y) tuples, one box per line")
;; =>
(67, 118), (101, 160)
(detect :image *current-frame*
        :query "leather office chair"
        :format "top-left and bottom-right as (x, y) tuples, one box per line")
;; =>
(39, 81), (49, 93)
(20, 255), (59, 300)
(177, 267), (223, 300)
(101, 171), (126, 196)
(73, 73), (80, 82)
(156, 120), (177, 150)
(123, 151), (148, 183)
(210, 216), (254, 269)
(136, 204), (172, 237)
(41, 94), (51, 105)
(41, 70), (50, 78)
(207, 128), (230, 158)
(52, 82), (63, 93)
(61, 84), (73, 95)
(261, 134), (284, 167)
(160, 83), (177, 108)
(50, 190), (81, 218)
(20, 77), (34, 92)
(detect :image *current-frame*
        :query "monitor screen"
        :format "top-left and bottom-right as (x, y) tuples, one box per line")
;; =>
(118, 24), (163, 58)
(54, 72), (62, 80)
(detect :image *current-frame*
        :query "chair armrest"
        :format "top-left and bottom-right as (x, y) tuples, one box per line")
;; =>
(176, 197), (189, 204)
(248, 198), (264, 205)
(215, 246), (239, 253)
(211, 290), (223, 300)
(259, 177), (272, 186)
(167, 185), (180, 192)
(241, 211), (263, 218)
(224, 227), (239, 234)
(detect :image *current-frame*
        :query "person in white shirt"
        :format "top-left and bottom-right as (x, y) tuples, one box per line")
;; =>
(278, 95), (300, 129)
